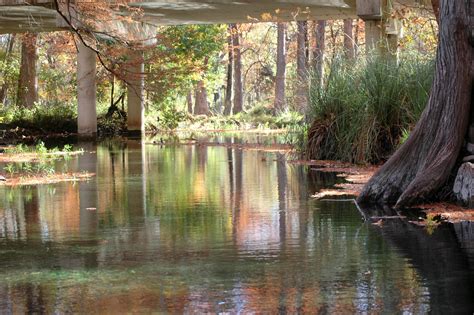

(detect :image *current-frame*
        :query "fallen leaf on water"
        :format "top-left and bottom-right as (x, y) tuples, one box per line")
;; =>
(372, 219), (383, 227)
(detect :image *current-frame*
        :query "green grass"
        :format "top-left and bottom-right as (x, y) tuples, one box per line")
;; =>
(4, 141), (76, 155)
(304, 53), (434, 164)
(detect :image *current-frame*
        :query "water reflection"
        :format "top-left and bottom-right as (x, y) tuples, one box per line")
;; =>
(360, 206), (474, 314)
(0, 135), (472, 313)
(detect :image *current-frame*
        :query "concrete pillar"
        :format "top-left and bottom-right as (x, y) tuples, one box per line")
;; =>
(77, 42), (97, 136)
(365, 20), (400, 59)
(126, 50), (145, 135)
(359, 0), (401, 58)
(364, 20), (383, 53)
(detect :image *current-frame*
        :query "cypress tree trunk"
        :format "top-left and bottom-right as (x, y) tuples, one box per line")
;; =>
(313, 20), (326, 87)
(186, 91), (193, 114)
(343, 19), (354, 59)
(232, 24), (243, 114)
(0, 34), (15, 105)
(17, 33), (38, 108)
(296, 21), (309, 113)
(194, 80), (210, 116)
(358, 0), (473, 207)
(274, 22), (287, 111)
(223, 24), (234, 116)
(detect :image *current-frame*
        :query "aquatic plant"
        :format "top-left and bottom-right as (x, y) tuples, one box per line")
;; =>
(4, 141), (80, 156)
(2, 142), (82, 178)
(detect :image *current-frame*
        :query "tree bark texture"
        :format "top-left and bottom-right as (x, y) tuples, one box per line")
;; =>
(358, 0), (473, 207)
(194, 80), (210, 116)
(343, 19), (355, 59)
(274, 22), (287, 111)
(431, 0), (440, 24)
(186, 90), (193, 114)
(296, 20), (309, 113)
(232, 24), (243, 114)
(313, 20), (326, 87)
(223, 24), (234, 116)
(17, 33), (38, 108)
(0, 34), (15, 104)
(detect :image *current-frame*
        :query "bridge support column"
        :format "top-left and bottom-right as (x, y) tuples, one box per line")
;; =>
(364, 20), (382, 52)
(126, 50), (145, 136)
(357, 0), (401, 57)
(77, 42), (97, 136)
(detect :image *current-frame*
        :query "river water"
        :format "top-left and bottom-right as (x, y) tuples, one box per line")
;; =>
(0, 134), (472, 313)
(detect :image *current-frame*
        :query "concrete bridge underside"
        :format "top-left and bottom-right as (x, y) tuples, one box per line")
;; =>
(1, 0), (360, 34)
(0, 0), (431, 136)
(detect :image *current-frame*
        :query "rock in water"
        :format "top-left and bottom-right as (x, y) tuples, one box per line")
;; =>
(467, 142), (474, 155)
(453, 162), (474, 207)
(469, 125), (474, 143)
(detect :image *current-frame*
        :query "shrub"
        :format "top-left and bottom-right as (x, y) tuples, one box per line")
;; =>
(2, 102), (77, 133)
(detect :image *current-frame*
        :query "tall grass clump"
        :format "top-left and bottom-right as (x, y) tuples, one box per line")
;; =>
(306, 53), (434, 164)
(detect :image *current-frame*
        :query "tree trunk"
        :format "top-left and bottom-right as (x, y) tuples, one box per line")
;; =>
(313, 20), (326, 87)
(431, 0), (440, 24)
(274, 22), (287, 111)
(110, 74), (115, 108)
(343, 19), (355, 59)
(296, 20), (309, 113)
(194, 80), (210, 116)
(358, 0), (473, 207)
(17, 33), (38, 108)
(232, 24), (243, 114)
(186, 90), (193, 114)
(0, 34), (15, 105)
(223, 24), (234, 116)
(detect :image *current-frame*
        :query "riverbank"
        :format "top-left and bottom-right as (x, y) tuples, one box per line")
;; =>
(293, 159), (474, 224)
(0, 104), (303, 144)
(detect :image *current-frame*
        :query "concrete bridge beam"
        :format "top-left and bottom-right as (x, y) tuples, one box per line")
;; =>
(126, 50), (145, 135)
(77, 41), (97, 136)
(364, 20), (383, 52)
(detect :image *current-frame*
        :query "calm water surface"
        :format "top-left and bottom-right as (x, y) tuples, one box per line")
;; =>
(0, 135), (472, 313)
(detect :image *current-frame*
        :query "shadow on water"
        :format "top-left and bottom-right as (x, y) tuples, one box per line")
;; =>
(0, 135), (472, 313)
(359, 205), (474, 314)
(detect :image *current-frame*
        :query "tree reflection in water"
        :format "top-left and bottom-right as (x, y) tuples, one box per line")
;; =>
(0, 135), (471, 313)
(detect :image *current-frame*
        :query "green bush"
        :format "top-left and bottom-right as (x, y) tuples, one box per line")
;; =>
(158, 105), (187, 130)
(2, 102), (77, 133)
(305, 53), (434, 164)
(97, 115), (126, 135)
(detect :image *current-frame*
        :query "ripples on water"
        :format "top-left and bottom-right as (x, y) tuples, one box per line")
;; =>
(0, 135), (472, 313)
